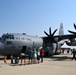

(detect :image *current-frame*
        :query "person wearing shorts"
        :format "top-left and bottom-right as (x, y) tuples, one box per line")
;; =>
(20, 53), (26, 65)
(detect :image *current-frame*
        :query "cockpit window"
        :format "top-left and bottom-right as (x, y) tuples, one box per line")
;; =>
(9, 35), (14, 39)
(2, 34), (14, 40)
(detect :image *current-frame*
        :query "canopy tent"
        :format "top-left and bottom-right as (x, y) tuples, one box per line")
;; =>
(61, 43), (76, 49)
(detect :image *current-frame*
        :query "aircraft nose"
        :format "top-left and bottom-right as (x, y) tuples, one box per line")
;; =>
(0, 42), (4, 50)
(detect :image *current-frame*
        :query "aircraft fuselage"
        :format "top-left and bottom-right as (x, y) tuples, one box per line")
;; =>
(0, 33), (43, 56)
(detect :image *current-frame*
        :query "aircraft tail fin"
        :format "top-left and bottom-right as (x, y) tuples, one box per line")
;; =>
(59, 23), (64, 35)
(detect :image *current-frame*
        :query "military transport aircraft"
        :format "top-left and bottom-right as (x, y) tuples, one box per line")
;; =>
(0, 23), (76, 57)
(0, 23), (64, 57)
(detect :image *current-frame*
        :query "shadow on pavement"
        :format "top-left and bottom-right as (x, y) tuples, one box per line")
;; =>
(50, 56), (72, 61)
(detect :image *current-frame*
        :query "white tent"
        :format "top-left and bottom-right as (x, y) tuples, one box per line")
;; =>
(61, 43), (76, 49)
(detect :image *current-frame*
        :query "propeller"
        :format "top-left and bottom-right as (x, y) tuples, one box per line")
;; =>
(68, 23), (76, 34)
(74, 23), (76, 30)
(44, 27), (58, 46)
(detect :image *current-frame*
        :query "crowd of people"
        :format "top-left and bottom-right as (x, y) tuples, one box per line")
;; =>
(3, 47), (45, 65)
(3, 47), (76, 65)
(19, 47), (44, 65)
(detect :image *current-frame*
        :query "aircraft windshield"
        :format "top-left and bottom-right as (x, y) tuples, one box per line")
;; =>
(2, 34), (14, 40)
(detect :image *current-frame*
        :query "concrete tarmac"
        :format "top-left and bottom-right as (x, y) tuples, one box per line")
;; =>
(0, 51), (76, 75)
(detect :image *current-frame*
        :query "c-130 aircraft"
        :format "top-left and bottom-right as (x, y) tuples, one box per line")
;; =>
(0, 23), (76, 57)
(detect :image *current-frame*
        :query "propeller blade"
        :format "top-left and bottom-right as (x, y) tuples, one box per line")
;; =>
(74, 23), (76, 30)
(52, 29), (57, 36)
(68, 30), (76, 34)
(49, 27), (51, 35)
(44, 27), (58, 44)
(44, 31), (50, 37)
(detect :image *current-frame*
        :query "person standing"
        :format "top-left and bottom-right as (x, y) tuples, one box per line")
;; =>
(37, 50), (40, 63)
(3, 56), (7, 64)
(28, 48), (33, 64)
(72, 48), (76, 60)
(20, 53), (26, 65)
(20, 46), (26, 65)
(40, 48), (44, 62)
(33, 48), (37, 64)
(10, 55), (13, 64)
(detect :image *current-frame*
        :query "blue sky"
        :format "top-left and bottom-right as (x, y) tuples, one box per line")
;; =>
(0, 0), (76, 37)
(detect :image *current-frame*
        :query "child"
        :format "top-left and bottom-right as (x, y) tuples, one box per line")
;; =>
(4, 56), (7, 64)
(15, 57), (19, 64)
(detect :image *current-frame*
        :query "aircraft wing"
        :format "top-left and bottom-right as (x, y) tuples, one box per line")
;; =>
(42, 23), (76, 44)
(42, 34), (76, 44)
(55, 34), (76, 41)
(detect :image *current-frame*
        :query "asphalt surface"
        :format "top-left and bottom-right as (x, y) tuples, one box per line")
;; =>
(0, 51), (76, 75)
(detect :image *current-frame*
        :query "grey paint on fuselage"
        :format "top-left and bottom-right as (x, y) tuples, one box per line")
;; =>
(0, 33), (43, 55)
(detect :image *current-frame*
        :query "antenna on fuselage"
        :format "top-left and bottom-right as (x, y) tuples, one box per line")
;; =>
(22, 33), (26, 35)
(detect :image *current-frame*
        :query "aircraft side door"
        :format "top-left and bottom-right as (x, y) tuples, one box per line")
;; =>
(21, 46), (27, 53)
